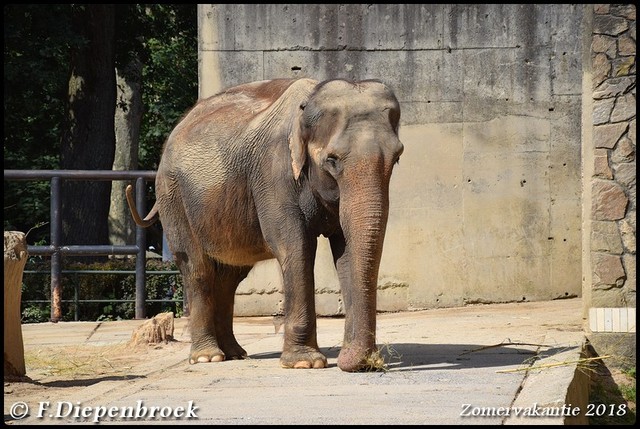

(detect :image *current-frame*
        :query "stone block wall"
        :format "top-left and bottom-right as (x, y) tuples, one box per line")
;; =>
(589, 4), (636, 308)
(585, 4), (636, 364)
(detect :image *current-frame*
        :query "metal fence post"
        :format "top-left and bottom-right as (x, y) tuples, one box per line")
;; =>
(50, 176), (62, 322)
(135, 176), (147, 319)
(74, 280), (79, 321)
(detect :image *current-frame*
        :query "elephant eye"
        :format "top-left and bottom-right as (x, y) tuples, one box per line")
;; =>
(324, 155), (342, 175)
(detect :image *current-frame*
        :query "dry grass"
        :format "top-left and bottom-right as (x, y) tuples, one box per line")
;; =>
(24, 343), (139, 379)
(358, 343), (402, 372)
(497, 355), (614, 374)
(360, 348), (387, 371)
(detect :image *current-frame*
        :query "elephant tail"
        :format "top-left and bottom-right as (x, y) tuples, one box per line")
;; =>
(125, 184), (159, 228)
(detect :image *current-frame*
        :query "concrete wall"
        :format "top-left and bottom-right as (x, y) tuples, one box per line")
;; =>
(197, 4), (587, 316)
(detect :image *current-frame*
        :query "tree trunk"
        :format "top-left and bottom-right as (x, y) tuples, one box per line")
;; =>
(4, 231), (28, 378)
(60, 4), (116, 250)
(110, 58), (143, 246)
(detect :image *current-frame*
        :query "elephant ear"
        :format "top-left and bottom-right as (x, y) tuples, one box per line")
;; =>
(288, 103), (307, 180)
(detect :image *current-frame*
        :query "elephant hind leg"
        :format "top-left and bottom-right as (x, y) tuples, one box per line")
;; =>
(213, 262), (251, 360)
(175, 251), (227, 364)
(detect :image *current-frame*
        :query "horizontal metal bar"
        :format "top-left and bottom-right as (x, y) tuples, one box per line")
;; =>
(24, 270), (180, 275)
(4, 169), (156, 181)
(23, 299), (183, 304)
(28, 245), (140, 256)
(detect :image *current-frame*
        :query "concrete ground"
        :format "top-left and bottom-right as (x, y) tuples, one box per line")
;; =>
(4, 298), (593, 425)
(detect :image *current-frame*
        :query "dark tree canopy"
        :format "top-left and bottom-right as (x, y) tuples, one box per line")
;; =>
(4, 4), (198, 246)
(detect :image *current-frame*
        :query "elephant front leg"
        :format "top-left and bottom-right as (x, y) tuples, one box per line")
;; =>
(330, 232), (381, 372)
(278, 240), (328, 369)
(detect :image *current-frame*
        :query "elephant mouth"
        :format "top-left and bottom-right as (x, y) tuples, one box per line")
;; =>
(316, 192), (339, 218)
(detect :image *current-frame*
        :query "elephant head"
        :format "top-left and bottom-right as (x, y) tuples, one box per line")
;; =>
(289, 79), (404, 371)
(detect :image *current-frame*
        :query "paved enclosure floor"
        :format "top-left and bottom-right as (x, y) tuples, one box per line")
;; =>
(4, 299), (589, 425)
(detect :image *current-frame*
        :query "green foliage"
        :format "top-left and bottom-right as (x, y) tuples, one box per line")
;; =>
(138, 5), (198, 171)
(21, 258), (184, 322)
(620, 367), (636, 403)
(588, 360), (637, 425)
(4, 4), (197, 244)
(4, 5), (75, 241)
(21, 305), (51, 324)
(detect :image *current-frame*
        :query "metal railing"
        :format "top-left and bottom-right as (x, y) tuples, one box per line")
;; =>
(4, 169), (161, 321)
(22, 269), (181, 321)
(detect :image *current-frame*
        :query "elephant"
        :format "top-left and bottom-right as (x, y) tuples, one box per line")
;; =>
(126, 77), (404, 372)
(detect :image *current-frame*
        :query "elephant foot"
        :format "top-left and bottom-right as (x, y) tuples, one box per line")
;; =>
(280, 346), (327, 369)
(219, 342), (248, 360)
(337, 344), (385, 372)
(188, 346), (226, 364)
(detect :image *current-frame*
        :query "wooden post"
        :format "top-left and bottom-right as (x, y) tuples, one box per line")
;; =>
(4, 231), (28, 377)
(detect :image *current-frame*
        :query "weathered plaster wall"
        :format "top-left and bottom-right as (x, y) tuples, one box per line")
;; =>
(197, 4), (587, 316)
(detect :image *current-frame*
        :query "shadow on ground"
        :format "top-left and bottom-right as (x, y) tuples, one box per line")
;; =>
(250, 342), (576, 371)
(586, 354), (636, 425)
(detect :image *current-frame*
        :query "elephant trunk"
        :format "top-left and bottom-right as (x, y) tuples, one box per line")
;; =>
(336, 176), (390, 371)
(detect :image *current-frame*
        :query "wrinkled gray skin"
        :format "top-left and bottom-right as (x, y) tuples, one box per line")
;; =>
(127, 78), (403, 372)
